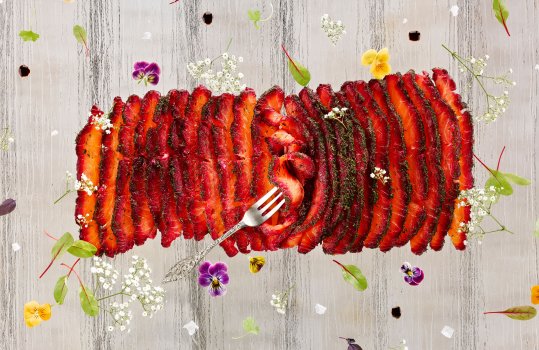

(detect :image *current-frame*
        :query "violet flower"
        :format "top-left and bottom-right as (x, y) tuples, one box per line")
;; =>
(132, 61), (160, 86)
(401, 262), (424, 286)
(198, 261), (229, 297)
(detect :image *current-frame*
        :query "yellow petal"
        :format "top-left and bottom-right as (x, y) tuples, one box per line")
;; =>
(24, 301), (42, 328)
(370, 62), (391, 80)
(361, 49), (378, 66)
(38, 304), (52, 321)
(531, 286), (539, 304)
(376, 47), (390, 63)
(25, 315), (43, 328)
(249, 256), (265, 274)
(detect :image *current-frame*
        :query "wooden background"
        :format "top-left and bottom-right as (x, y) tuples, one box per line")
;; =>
(1, 0), (538, 349)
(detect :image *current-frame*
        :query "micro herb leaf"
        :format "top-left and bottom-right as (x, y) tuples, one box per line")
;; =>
(485, 169), (513, 196)
(333, 260), (368, 292)
(484, 306), (537, 321)
(19, 30), (40, 42)
(54, 275), (68, 305)
(493, 0), (510, 36)
(72, 25), (87, 44)
(79, 285), (99, 317)
(51, 232), (75, 259)
(248, 10), (261, 29)
(281, 45), (311, 86)
(534, 218), (539, 238)
(502, 172), (531, 186)
(242, 316), (260, 335)
(67, 240), (97, 258)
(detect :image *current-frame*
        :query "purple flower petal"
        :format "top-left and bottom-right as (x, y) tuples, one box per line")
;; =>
(146, 73), (159, 85)
(400, 262), (412, 274)
(404, 275), (413, 284)
(0, 199), (16, 216)
(134, 61), (150, 70)
(198, 273), (213, 287)
(144, 62), (161, 75)
(198, 261), (211, 274)
(209, 262), (228, 275)
(209, 283), (227, 297)
(132, 69), (145, 80)
(412, 267), (424, 284)
(215, 271), (229, 285)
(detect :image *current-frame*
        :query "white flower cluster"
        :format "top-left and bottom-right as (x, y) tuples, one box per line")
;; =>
(75, 173), (98, 195)
(389, 339), (409, 350)
(187, 53), (246, 94)
(457, 186), (500, 237)
(323, 106), (348, 120)
(107, 301), (132, 332)
(370, 167), (390, 184)
(75, 213), (91, 228)
(270, 289), (290, 314)
(90, 110), (113, 134)
(321, 14), (346, 45)
(91, 256), (120, 291)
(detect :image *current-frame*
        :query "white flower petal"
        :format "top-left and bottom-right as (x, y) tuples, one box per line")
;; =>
(441, 325), (455, 338)
(449, 5), (459, 16)
(11, 242), (21, 252)
(183, 320), (199, 336)
(314, 303), (327, 315)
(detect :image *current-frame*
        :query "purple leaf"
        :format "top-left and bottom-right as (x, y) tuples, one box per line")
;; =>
(0, 198), (16, 216)
(348, 345), (362, 350)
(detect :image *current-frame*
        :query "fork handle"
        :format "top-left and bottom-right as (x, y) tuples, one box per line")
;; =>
(201, 221), (247, 256)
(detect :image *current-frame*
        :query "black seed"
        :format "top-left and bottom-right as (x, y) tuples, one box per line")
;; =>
(408, 31), (421, 41)
(202, 12), (213, 25)
(19, 65), (30, 77)
(391, 306), (401, 319)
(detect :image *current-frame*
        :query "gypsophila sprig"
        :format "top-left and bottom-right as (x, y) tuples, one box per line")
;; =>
(54, 171), (77, 204)
(370, 167), (390, 184)
(0, 128), (14, 151)
(442, 44), (515, 123)
(75, 173), (98, 196)
(187, 40), (246, 94)
(90, 110), (113, 134)
(323, 107), (348, 126)
(270, 285), (294, 314)
(321, 14), (346, 45)
(107, 302), (132, 332)
(91, 256), (119, 291)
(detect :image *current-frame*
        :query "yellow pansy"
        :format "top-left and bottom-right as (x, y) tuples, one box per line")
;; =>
(361, 47), (392, 80)
(531, 286), (539, 304)
(24, 301), (51, 328)
(249, 256), (266, 274)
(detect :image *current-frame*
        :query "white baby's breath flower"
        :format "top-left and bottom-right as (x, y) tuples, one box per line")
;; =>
(321, 14), (346, 45)
(370, 167), (390, 184)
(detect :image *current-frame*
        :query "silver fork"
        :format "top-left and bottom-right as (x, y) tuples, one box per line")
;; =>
(163, 187), (285, 283)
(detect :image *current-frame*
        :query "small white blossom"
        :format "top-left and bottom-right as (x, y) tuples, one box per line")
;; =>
(108, 301), (132, 332)
(91, 256), (119, 291)
(75, 173), (98, 195)
(321, 14), (346, 45)
(370, 167), (390, 184)
(270, 287), (292, 314)
(90, 110), (113, 134)
(457, 186), (500, 238)
(187, 52), (246, 94)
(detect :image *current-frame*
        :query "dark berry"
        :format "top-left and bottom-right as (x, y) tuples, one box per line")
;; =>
(408, 31), (421, 41)
(391, 306), (401, 319)
(202, 12), (213, 25)
(18, 65), (30, 77)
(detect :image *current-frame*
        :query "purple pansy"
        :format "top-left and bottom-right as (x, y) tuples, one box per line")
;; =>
(132, 61), (160, 86)
(401, 262), (424, 286)
(198, 261), (229, 297)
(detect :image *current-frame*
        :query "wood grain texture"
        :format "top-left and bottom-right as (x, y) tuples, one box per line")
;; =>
(1, 0), (538, 349)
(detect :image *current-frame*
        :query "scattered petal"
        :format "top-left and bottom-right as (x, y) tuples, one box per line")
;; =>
(314, 303), (327, 315)
(249, 256), (265, 273)
(441, 325), (455, 338)
(450, 5), (459, 16)
(183, 320), (199, 336)
(535, 64), (539, 71)
(0, 198), (16, 216)
(12, 242), (21, 252)
(51, 130), (58, 137)
(402, 18), (408, 24)
(141, 32), (152, 40)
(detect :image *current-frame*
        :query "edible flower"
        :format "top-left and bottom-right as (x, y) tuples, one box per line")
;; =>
(198, 261), (229, 297)
(361, 48), (391, 79)
(531, 285), (539, 304)
(249, 256), (265, 274)
(24, 301), (51, 328)
(401, 262), (424, 286)
(132, 61), (160, 86)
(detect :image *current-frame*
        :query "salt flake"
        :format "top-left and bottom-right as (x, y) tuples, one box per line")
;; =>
(51, 130), (58, 136)
(314, 303), (327, 315)
(450, 5), (459, 17)
(183, 320), (198, 336)
(142, 32), (152, 40)
(12, 243), (21, 251)
(441, 325), (455, 338)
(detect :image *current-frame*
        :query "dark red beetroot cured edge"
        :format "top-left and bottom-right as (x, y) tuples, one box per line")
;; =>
(353, 81), (393, 249)
(231, 88), (257, 253)
(199, 97), (238, 256)
(112, 95), (141, 253)
(95, 97), (124, 257)
(169, 91), (194, 240)
(433, 68), (474, 251)
(378, 76), (428, 247)
(402, 71), (445, 254)
(297, 88), (339, 253)
(212, 93), (240, 256)
(355, 81), (410, 252)
(414, 72), (461, 251)
(318, 86), (358, 254)
(75, 106), (105, 253)
(182, 86), (212, 241)
(130, 91), (160, 245)
(281, 94), (329, 249)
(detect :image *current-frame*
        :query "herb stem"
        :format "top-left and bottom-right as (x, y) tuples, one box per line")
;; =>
(231, 333), (249, 340)
(60, 263), (91, 303)
(39, 242), (66, 278)
(259, 3), (274, 23)
(496, 146), (506, 171)
(97, 291), (129, 302)
(53, 189), (73, 204)
(44, 230), (58, 240)
(489, 214), (514, 234)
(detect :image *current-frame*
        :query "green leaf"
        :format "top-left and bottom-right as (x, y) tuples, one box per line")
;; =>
(485, 306), (536, 321)
(248, 10), (261, 29)
(287, 59), (311, 87)
(502, 172), (531, 186)
(54, 275), (69, 305)
(533, 218), (539, 238)
(19, 30), (40, 42)
(242, 316), (260, 335)
(334, 260), (368, 291)
(79, 286), (99, 317)
(493, 0), (510, 36)
(51, 232), (75, 258)
(485, 169), (513, 196)
(67, 240), (97, 258)
(72, 25), (87, 44)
